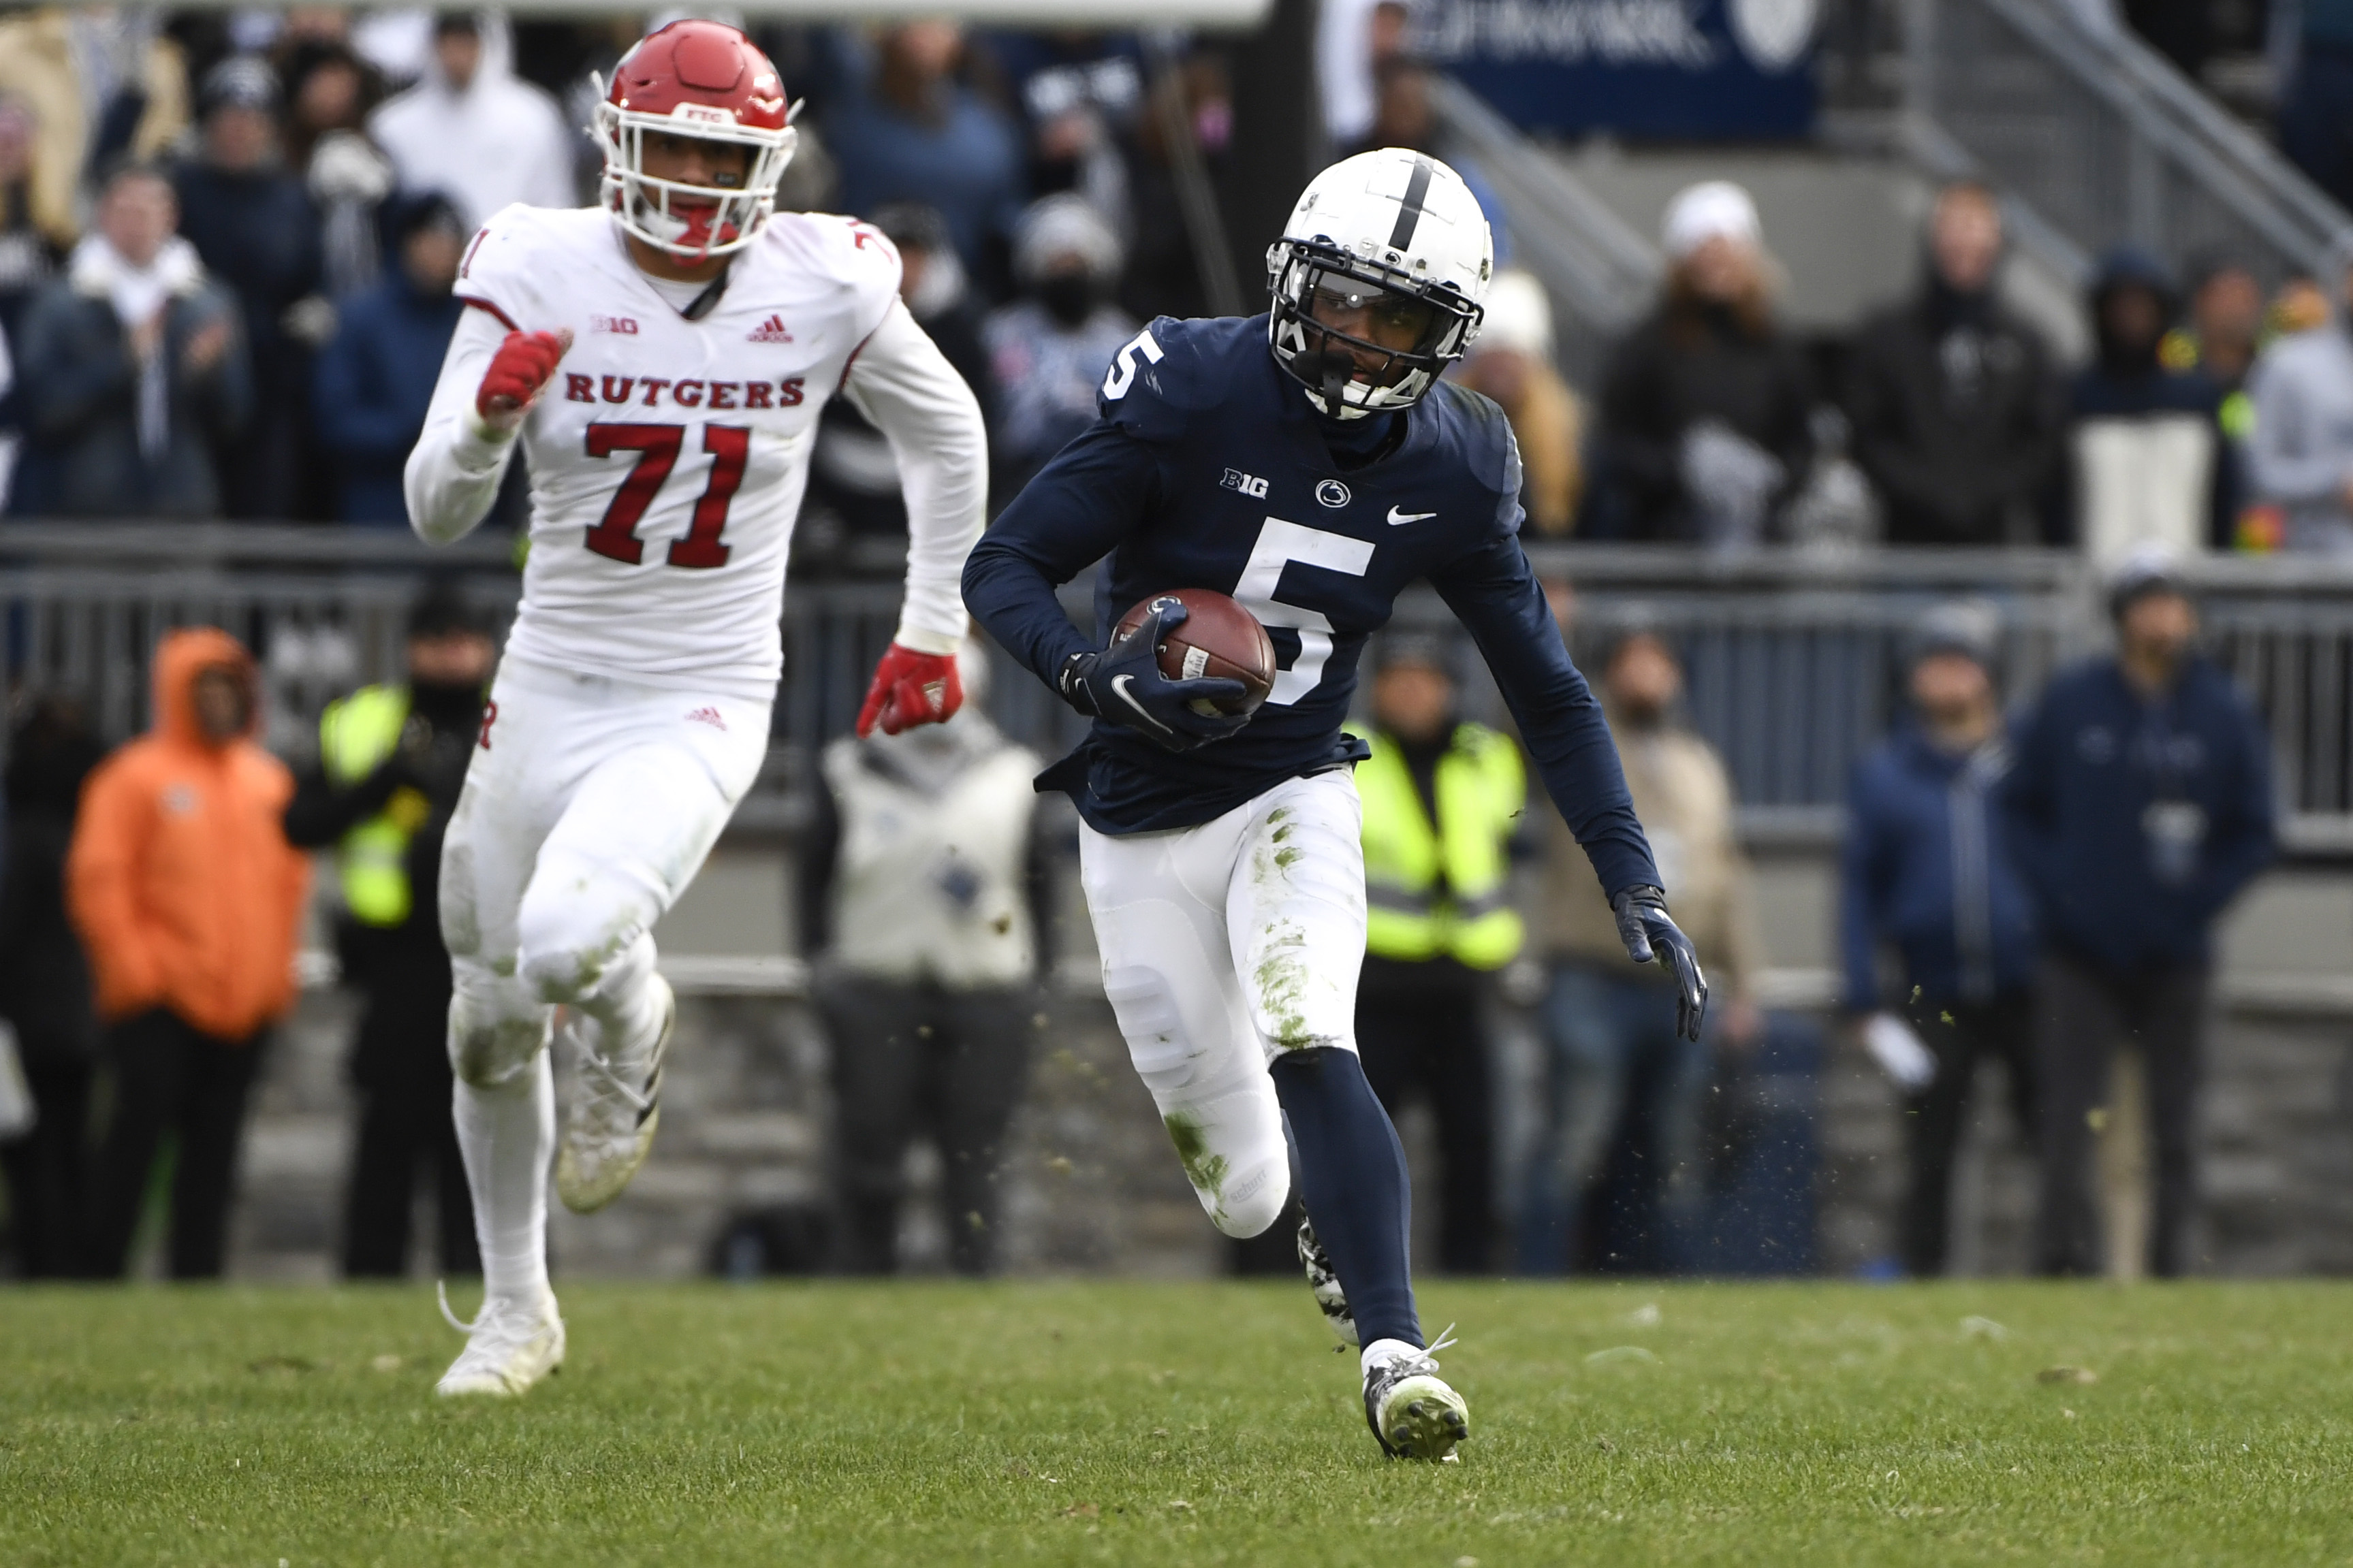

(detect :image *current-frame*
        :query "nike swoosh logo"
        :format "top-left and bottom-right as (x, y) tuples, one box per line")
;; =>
(1109, 675), (1173, 736)
(1387, 506), (1436, 525)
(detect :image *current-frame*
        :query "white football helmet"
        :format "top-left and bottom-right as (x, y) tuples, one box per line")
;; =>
(1267, 148), (1493, 419)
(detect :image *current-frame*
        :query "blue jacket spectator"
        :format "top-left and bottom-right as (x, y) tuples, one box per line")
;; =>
(2004, 648), (2274, 972)
(828, 23), (1026, 290)
(2004, 551), (2275, 1277)
(172, 58), (327, 521)
(16, 165), (250, 518)
(1840, 605), (2040, 1277)
(314, 195), (465, 526)
(1842, 724), (2039, 1013)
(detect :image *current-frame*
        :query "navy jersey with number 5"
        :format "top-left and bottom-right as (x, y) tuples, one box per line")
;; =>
(962, 313), (1660, 899)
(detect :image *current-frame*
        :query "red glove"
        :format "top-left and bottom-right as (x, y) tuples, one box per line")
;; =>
(475, 329), (569, 426)
(857, 644), (962, 737)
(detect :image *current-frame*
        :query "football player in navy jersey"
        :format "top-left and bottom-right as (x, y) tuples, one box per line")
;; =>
(963, 147), (1709, 1462)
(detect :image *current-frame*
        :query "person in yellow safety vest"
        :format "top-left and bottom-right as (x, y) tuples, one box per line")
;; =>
(282, 583), (494, 1280)
(1346, 631), (1526, 1275)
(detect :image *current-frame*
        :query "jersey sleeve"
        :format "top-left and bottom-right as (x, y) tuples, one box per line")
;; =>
(962, 421), (1166, 687)
(451, 204), (552, 332)
(403, 303), (517, 544)
(1094, 315), (1213, 447)
(843, 298), (987, 654)
(1444, 381), (1528, 543)
(1427, 528), (1660, 901)
(808, 212), (907, 362)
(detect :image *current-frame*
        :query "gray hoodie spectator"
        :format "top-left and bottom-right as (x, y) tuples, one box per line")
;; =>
(2244, 265), (2353, 555)
(367, 14), (573, 230)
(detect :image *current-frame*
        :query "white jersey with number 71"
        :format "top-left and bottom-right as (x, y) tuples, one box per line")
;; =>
(405, 202), (984, 699)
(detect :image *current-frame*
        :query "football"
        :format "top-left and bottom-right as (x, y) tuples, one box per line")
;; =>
(1113, 588), (1278, 718)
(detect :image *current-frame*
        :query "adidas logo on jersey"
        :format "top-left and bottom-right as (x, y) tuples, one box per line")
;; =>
(747, 315), (793, 343)
(685, 706), (728, 731)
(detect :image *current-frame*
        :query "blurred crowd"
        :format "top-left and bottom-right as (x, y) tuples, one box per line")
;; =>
(4, 7), (2349, 561)
(0, 9), (1257, 539)
(0, 7), (2329, 1284)
(1571, 175), (2353, 558)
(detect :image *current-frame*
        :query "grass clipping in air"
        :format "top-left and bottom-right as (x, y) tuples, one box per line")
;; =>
(5, 1279), (2352, 1565)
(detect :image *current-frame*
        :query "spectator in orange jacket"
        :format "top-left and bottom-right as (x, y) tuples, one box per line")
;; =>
(69, 626), (309, 1278)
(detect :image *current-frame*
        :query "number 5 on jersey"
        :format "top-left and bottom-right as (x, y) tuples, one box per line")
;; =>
(582, 421), (749, 568)
(1233, 518), (1374, 705)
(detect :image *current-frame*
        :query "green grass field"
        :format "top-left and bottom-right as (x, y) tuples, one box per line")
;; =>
(4, 1279), (2351, 1566)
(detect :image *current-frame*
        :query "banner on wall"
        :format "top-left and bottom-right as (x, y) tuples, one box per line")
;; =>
(1409, 0), (1819, 140)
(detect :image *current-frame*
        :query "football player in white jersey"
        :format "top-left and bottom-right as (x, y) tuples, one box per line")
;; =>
(403, 20), (985, 1396)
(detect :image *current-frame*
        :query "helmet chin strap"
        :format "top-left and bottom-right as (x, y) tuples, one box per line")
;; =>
(1309, 347), (1355, 415)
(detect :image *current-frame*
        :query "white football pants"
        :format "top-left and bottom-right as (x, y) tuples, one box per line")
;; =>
(441, 656), (770, 1086)
(1079, 768), (1367, 1240)
(438, 655), (766, 1305)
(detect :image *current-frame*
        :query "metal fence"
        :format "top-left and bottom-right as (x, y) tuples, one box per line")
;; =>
(1910, 0), (2353, 287)
(4, 526), (2352, 850)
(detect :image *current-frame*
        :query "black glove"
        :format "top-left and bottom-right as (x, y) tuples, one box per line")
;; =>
(1612, 884), (1709, 1042)
(1056, 601), (1250, 752)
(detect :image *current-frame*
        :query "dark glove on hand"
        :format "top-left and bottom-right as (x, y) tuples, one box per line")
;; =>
(1612, 884), (1709, 1042)
(1056, 601), (1250, 752)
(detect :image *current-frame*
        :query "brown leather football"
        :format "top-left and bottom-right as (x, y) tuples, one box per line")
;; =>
(1114, 588), (1278, 717)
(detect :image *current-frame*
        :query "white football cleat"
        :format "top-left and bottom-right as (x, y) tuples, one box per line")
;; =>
(1363, 1329), (1470, 1462)
(556, 975), (674, 1215)
(435, 1284), (566, 1398)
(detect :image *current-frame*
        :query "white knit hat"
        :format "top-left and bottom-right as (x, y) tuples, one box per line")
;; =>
(1013, 193), (1123, 285)
(1474, 268), (1554, 361)
(1662, 180), (1761, 260)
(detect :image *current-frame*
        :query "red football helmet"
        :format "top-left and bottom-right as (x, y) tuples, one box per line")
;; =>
(595, 20), (797, 261)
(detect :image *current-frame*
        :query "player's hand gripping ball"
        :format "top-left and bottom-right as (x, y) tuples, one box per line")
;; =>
(1058, 592), (1272, 752)
(857, 643), (963, 737)
(475, 328), (573, 434)
(1110, 589), (1277, 718)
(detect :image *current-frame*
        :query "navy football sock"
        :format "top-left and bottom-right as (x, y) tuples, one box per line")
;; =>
(1269, 1046), (1421, 1351)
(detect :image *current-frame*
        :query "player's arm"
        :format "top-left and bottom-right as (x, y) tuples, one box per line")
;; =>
(962, 422), (1157, 682)
(1430, 530), (1707, 1038)
(402, 304), (570, 545)
(959, 423), (1242, 749)
(842, 298), (989, 735)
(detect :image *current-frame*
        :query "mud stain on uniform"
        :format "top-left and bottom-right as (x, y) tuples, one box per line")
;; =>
(454, 1013), (552, 1088)
(1164, 1111), (1231, 1219)
(1252, 925), (1316, 1049)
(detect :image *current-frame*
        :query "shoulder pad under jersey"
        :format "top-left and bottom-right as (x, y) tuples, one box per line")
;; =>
(1094, 315), (1260, 444)
(1423, 379), (1525, 538)
(778, 210), (904, 342)
(452, 204), (586, 332)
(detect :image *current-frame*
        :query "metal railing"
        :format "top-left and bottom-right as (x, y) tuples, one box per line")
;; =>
(3, 526), (2350, 850)
(1909, 0), (2353, 283)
